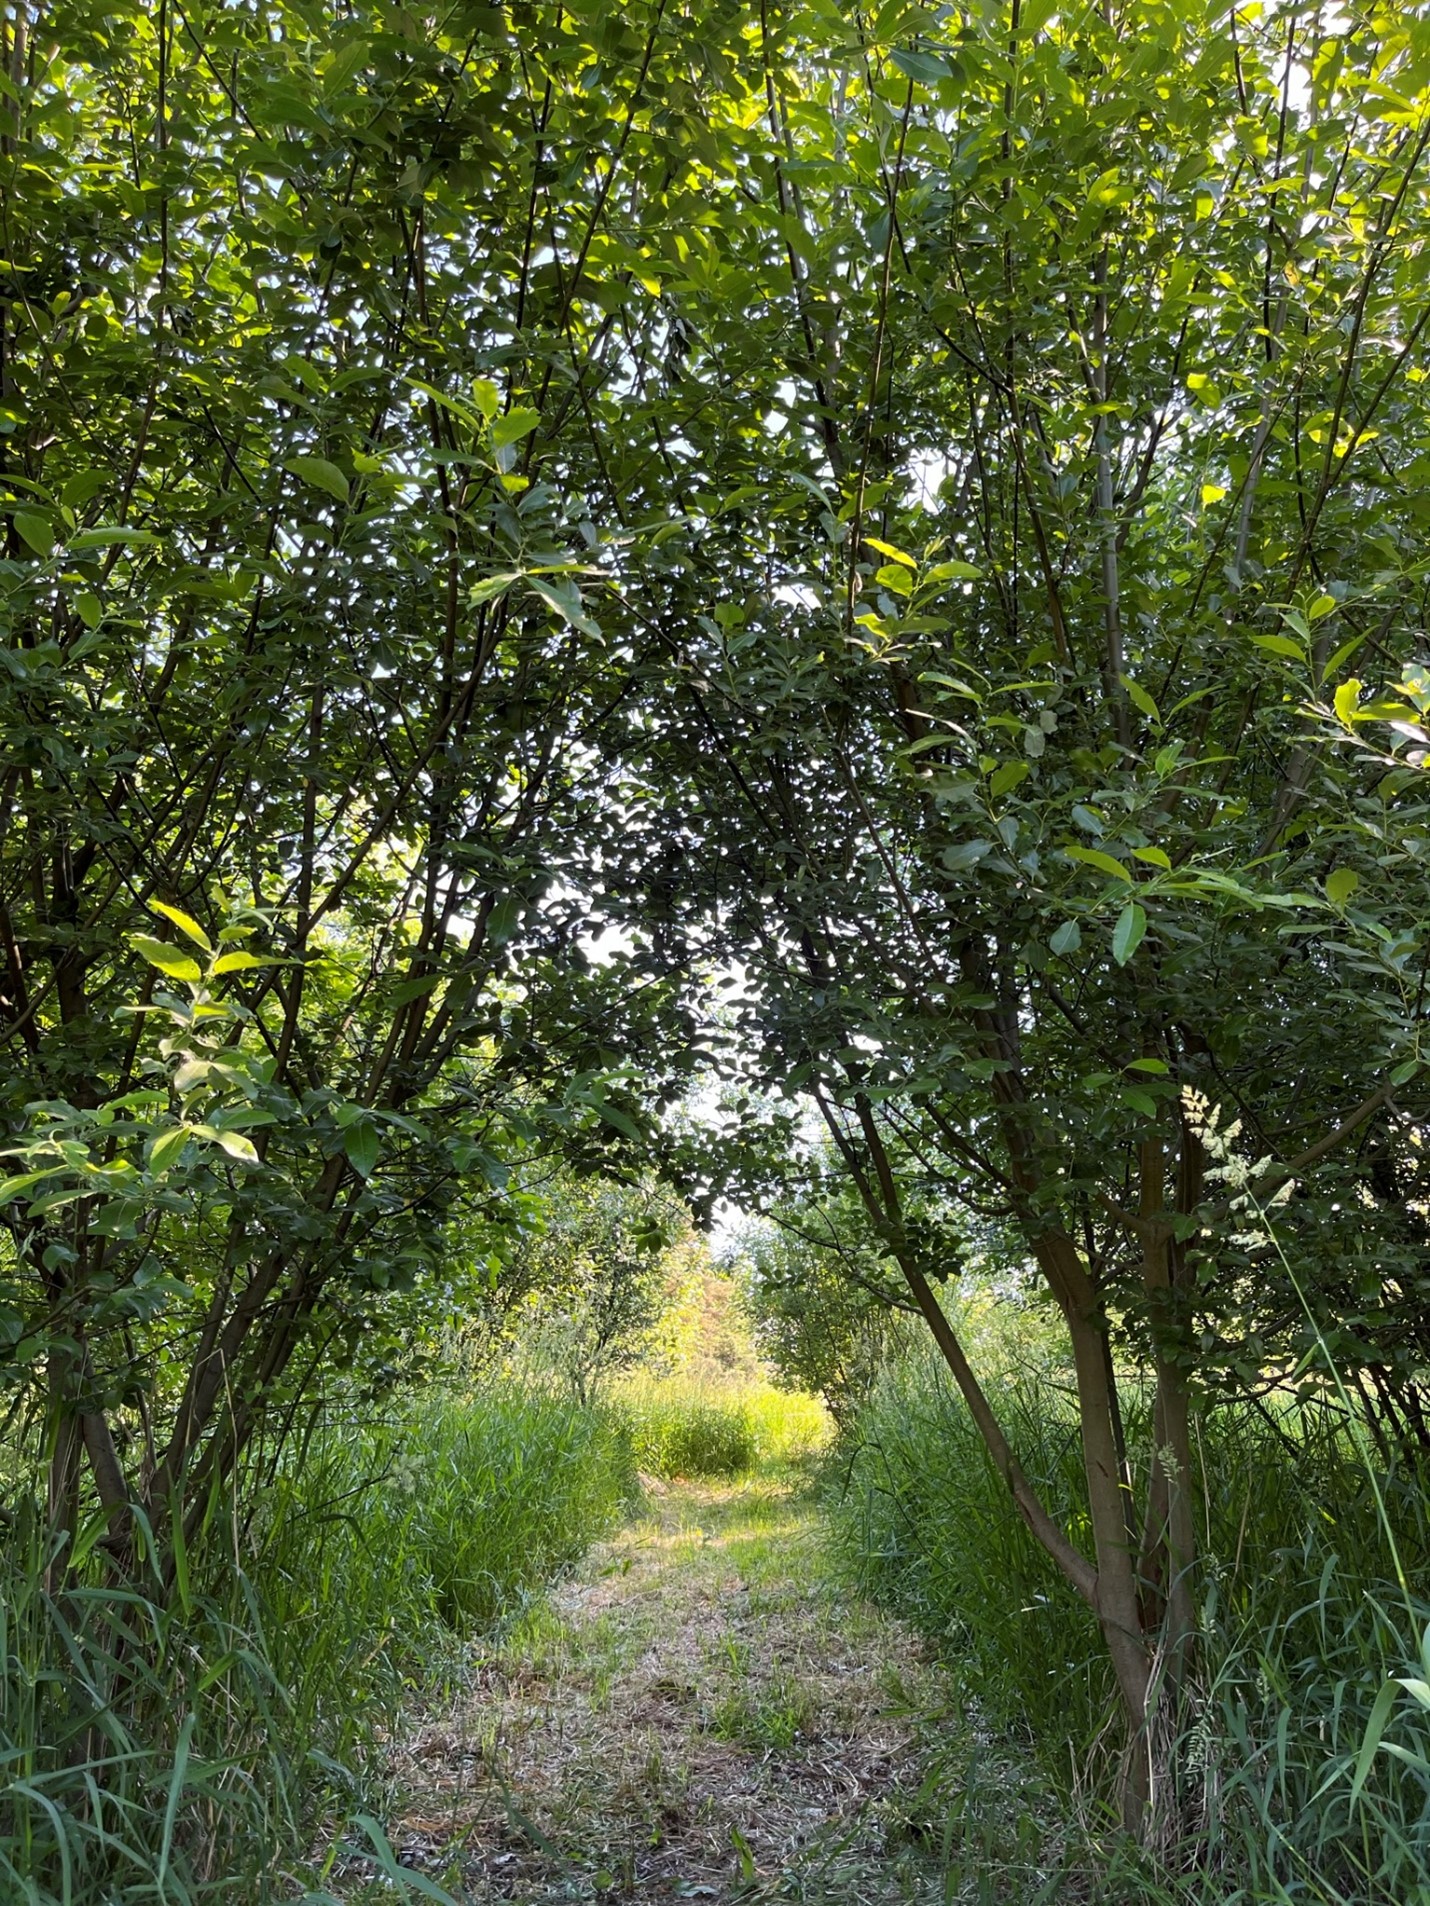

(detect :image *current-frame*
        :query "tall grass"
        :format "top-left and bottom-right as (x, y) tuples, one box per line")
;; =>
(0, 1382), (634, 1903)
(611, 1375), (830, 1479)
(260, 1385), (637, 1699)
(0, 1496), (317, 1905)
(829, 1339), (1430, 1902)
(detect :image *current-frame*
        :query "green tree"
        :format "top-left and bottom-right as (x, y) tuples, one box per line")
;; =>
(737, 1179), (917, 1425)
(587, 0), (1430, 1827)
(496, 1171), (688, 1404)
(0, 0), (721, 1582)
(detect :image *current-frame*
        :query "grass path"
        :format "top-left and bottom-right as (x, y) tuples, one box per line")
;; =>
(378, 1472), (965, 1903)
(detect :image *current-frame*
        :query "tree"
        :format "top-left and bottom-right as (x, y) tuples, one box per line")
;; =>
(579, 0), (1430, 1829)
(7, 0), (1430, 1848)
(736, 1176), (920, 1425)
(494, 1171), (687, 1404)
(0, 0), (723, 1581)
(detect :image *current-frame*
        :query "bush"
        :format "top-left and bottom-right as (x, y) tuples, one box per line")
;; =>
(829, 1337), (1430, 1901)
(741, 1382), (833, 1466)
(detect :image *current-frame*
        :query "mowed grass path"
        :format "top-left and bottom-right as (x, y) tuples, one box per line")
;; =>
(379, 1474), (961, 1903)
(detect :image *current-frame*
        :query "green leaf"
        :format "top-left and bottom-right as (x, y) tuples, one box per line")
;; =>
(389, 972), (442, 1007)
(490, 406), (541, 449)
(864, 536), (917, 567)
(1390, 1058), (1419, 1086)
(408, 377), (487, 435)
(172, 1056), (210, 1093)
(1068, 845), (1133, 882)
(285, 456), (350, 502)
(1334, 678), (1363, 728)
(1325, 867), (1359, 908)
(60, 468), (107, 511)
(989, 759), (1029, 798)
(890, 47), (953, 84)
(68, 526), (158, 551)
(0, 1167), (66, 1206)
(193, 1126), (259, 1164)
(318, 36), (368, 93)
(919, 670), (982, 701)
(210, 950), (276, 974)
(149, 1127), (192, 1172)
(874, 562), (913, 597)
(487, 895), (521, 945)
(1280, 607), (1311, 641)
(343, 1119), (382, 1178)
(149, 900), (212, 951)
(1132, 845), (1172, 871)
(1252, 634), (1305, 661)
(528, 576), (601, 638)
(132, 935), (203, 983)
(1119, 676), (1161, 725)
(1050, 920), (1082, 956)
(13, 511), (54, 556)
(1322, 634), (1368, 683)
(582, 1093), (642, 1142)
(470, 572), (524, 606)
(1112, 902), (1147, 966)
(471, 377), (501, 421)
(1351, 1679), (1401, 1810)
(351, 1816), (459, 1903)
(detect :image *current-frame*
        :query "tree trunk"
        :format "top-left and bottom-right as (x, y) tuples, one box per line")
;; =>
(1040, 1230), (1157, 1833)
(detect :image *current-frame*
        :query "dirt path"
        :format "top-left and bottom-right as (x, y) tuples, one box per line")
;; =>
(379, 1474), (962, 1903)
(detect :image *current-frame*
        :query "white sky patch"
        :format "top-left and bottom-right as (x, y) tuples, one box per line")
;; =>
(908, 447), (951, 511)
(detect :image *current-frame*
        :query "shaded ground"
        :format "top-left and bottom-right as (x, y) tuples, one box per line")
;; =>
(376, 1474), (971, 1903)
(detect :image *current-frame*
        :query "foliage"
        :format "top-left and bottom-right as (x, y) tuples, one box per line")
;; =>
(493, 1172), (694, 1403)
(5, 0), (1430, 1863)
(661, 1257), (766, 1389)
(582, 0), (1430, 1802)
(0, 0), (708, 1588)
(736, 1195), (906, 1426)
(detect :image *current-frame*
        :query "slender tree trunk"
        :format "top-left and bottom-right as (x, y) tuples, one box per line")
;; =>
(1041, 1232), (1155, 1831)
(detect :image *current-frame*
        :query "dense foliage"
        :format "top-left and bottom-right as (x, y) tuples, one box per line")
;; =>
(2, 0), (1429, 1888)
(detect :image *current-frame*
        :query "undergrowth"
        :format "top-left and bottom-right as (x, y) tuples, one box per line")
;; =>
(0, 1383), (634, 1904)
(612, 1375), (830, 1479)
(829, 1339), (1430, 1903)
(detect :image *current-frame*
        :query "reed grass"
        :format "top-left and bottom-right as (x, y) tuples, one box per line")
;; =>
(610, 1375), (830, 1480)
